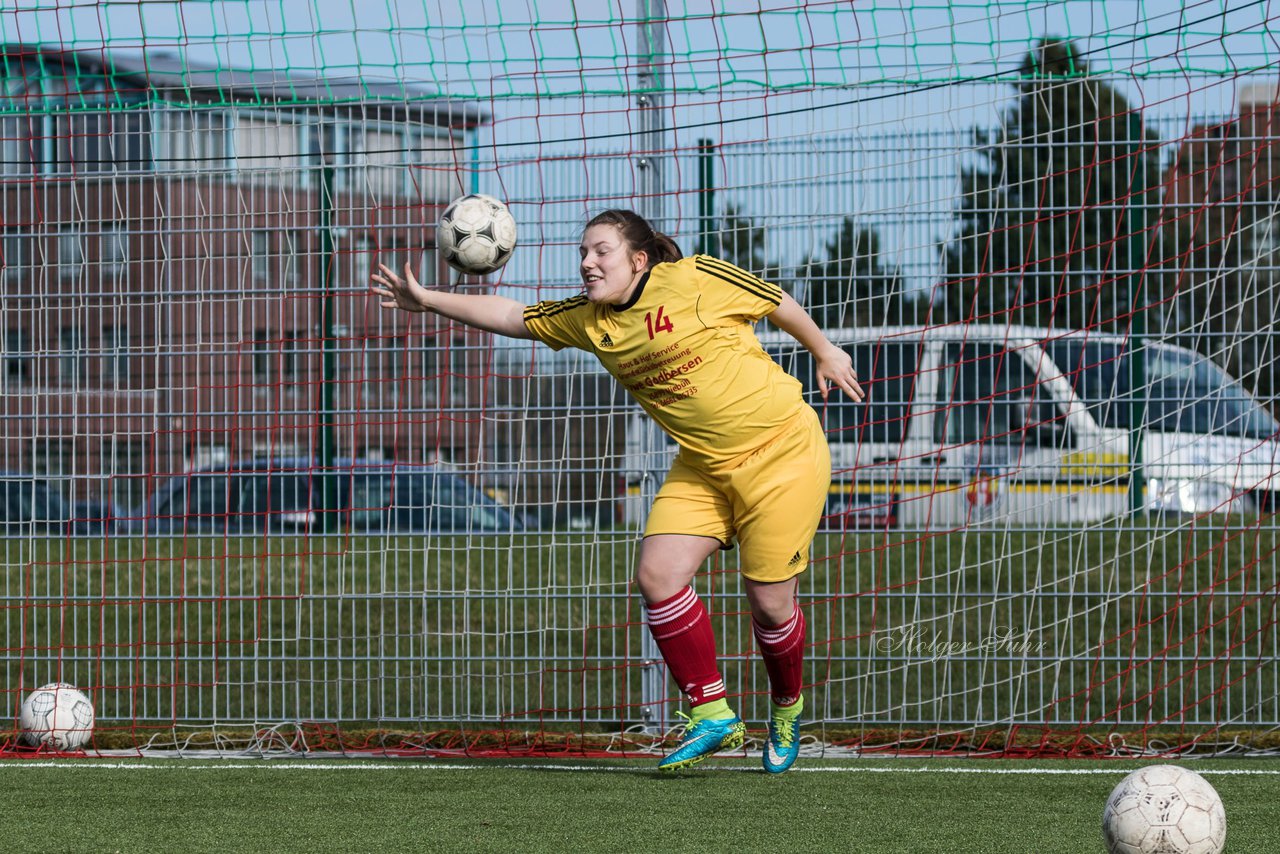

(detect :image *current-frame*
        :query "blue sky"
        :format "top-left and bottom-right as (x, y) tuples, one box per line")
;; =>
(3, 1), (1278, 293)
(5, 1), (1274, 101)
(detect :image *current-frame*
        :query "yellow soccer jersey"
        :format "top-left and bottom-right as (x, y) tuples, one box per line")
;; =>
(522, 255), (807, 468)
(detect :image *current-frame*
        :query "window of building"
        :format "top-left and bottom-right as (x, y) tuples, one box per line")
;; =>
(282, 333), (299, 385)
(252, 330), (272, 384)
(363, 334), (403, 406)
(57, 108), (153, 174)
(4, 328), (30, 386)
(197, 110), (232, 168)
(0, 113), (37, 176)
(353, 127), (406, 198)
(1, 228), (30, 282)
(283, 228), (306, 284)
(58, 227), (84, 279)
(235, 116), (302, 184)
(52, 109), (106, 175)
(101, 324), (129, 389)
(108, 109), (154, 173)
(60, 325), (86, 386)
(420, 336), (439, 404)
(156, 108), (231, 172)
(100, 225), (129, 273)
(347, 235), (373, 289)
(251, 230), (271, 280)
(305, 120), (346, 164)
(39, 74), (151, 174)
(252, 330), (298, 386)
(417, 247), (438, 288)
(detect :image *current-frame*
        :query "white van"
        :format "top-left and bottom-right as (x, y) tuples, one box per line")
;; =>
(622, 325), (1280, 529)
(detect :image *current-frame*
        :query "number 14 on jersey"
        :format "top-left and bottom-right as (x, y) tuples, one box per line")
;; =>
(645, 306), (674, 339)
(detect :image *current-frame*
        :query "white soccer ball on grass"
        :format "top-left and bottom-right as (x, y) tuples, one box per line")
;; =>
(1102, 764), (1226, 854)
(437, 193), (518, 276)
(19, 682), (96, 751)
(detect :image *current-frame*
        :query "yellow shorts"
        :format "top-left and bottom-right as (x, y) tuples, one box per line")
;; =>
(643, 407), (832, 582)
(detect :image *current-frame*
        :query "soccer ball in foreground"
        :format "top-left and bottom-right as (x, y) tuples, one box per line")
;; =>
(19, 682), (95, 751)
(437, 193), (518, 275)
(1102, 764), (1226, 854)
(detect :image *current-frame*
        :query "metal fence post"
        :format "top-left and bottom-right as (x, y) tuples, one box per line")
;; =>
(635, 0), (669, 733)
(1126, 110), (1148, 518)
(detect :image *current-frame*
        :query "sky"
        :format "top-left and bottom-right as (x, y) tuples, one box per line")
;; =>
(5, 1), (1274, 101)
(3, 1), (1278, 294)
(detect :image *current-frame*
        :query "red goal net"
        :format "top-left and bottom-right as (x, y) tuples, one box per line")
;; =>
(1, 2), (1278, 759)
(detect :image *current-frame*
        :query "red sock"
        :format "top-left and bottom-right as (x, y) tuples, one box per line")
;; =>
(752, 606), (806, 706)
(645, 587), (725, 706)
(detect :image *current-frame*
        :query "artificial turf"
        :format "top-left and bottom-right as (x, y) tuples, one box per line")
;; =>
(0, 756), (1272, 853)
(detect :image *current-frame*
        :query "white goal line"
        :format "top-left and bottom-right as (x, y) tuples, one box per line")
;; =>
(1, 762), (1278, 775)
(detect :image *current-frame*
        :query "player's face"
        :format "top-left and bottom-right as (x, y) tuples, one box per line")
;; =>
(579, 224), (646, 304)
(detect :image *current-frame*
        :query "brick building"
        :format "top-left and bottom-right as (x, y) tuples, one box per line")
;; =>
(0, 45), (492, 511)
(1159, 81), (1280, 411)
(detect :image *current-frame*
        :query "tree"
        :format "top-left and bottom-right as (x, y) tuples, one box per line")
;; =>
(940, 38), (1163, 330)
(800, 217), (902, 328)
(711, 203), (787, 285)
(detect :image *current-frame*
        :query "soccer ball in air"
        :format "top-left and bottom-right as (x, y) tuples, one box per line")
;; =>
(1102, 765), (1226, 854)
(436, 193), (518, 275)
(19, 682), (96, 751)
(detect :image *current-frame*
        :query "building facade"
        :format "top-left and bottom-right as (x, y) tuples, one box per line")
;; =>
(0, 45), (490, 511)
(1159, 82), (1280, 413)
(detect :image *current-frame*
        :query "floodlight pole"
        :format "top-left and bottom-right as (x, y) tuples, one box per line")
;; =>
(636, 0), (670, 734)
(635, 0), (667, 234)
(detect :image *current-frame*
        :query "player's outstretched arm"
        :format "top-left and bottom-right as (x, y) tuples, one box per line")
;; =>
(767, 292), (865, 402)
(371, 262), (534, 340)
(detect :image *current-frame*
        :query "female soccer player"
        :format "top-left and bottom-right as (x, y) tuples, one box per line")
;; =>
(371, 209), (863, 773)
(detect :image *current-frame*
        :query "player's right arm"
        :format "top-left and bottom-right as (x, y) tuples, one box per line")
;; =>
(371, 262), (533, 339)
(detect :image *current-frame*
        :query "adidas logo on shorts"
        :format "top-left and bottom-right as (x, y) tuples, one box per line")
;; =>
(788, 551), (803, 567)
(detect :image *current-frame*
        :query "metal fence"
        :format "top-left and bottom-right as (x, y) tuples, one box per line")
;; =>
(2, 73), (1279, 750)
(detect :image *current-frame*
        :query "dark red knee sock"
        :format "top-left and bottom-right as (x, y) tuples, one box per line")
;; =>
(752, 606), (806, 706)
(645, 587), (725, 706)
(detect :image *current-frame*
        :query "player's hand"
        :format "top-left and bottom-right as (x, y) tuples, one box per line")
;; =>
(814, 344), (865, 402)
(371, 262), (431, 313)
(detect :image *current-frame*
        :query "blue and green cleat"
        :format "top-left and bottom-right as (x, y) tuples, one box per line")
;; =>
(658, 712), (746, 772)
(762, 694), (804, 774)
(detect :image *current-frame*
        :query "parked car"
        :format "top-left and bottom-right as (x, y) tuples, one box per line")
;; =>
(0, 474), (113, 537)
(622, 325), (1280, 528)
(119, 459), (522, 535)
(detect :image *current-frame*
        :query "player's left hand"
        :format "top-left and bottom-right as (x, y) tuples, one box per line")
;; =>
(814, 344), (864, 402)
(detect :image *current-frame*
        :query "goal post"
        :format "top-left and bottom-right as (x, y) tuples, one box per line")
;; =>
(1, 3), (1279, 758)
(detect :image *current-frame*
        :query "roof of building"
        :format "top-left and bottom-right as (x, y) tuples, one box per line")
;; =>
(0, 43), (487, 129)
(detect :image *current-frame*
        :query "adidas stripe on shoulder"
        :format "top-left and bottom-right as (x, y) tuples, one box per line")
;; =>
(694, 256), (782, 305)
(523, 294), (589, 321)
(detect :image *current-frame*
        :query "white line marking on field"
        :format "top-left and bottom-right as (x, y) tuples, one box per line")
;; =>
(1, 761), (1279, 775)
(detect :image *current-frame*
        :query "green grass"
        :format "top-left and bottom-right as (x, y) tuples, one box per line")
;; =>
(0, 756), (1273, 853)
(3, 525), (1278, 736)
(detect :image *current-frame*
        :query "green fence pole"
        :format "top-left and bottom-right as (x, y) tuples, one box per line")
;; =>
(698, 138), (716, 256)
(1127, 111), (1148, 518)
(319, 161), (338, 531)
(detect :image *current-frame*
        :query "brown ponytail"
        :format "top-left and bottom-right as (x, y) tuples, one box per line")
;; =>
(584, 209), (683, 269)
